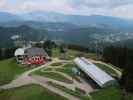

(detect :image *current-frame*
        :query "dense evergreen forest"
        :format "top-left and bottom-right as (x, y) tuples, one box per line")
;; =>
(0, 47), (17, 60)
(103, 46), (133, 93)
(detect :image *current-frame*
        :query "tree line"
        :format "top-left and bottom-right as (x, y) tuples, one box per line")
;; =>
(103, 46), (133, 93)
(34, 40), (94, 56)
(0, 47), (17, 60)
(0, 39), (93, 60)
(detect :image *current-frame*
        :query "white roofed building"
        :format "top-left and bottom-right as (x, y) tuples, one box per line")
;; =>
(14, 47), (49, 65)
(14, 48), (25, 56)
(74, 57), (117, 88)
(14, 48), (25, 63)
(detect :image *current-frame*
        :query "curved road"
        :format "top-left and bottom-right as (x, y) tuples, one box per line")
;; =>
(0, 58), (81, 100)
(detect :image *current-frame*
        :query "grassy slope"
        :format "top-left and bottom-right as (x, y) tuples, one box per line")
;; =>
(52, 48), (79, 60)
(56, 68), (72, 76)
(64, 50), (79, 60)
(94, 63), (119, 77)
(0, 85), (67, 100)
(50, 62), (63, 66)
(33, 71), (73, 84)
(56, 63), (82, 82)
(90, 87), (123, 100)
(52, 48), (60, 57)
(0, 58), (30, 85)
(90, 86), (133, 100)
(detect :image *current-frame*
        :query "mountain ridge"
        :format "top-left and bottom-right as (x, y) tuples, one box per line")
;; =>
(0, 11), (133, 32)
(0, 12), (21, 22)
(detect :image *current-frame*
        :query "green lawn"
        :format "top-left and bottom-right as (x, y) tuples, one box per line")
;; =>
(0, 58), (30, 85)
(56, 67), (81, 83)
(52, 48), (60, 57)
(90, 86), (133, 100)
(33, 71), (73, 84)
(64, 50), (79, 60)
(56, 68), (72, 76)
(44, 68), (53, 71)
(63, 63), (76, 68)
(56, 63), (82, 82)
(52, 48), (79, 60)
(0, 85), (67, 100)
(90, 86), (123, 100)
(56, 63), (75, 76)
(50, 62), (63, 66)
(94, 63), (119, 78)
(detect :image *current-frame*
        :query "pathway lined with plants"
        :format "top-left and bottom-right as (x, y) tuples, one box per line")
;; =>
(38, 63), (93, 93)
(0, 58), (92, 100)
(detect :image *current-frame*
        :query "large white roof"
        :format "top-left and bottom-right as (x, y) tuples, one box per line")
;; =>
(14, 48), (25, 56)
(74, 57), (116, 87)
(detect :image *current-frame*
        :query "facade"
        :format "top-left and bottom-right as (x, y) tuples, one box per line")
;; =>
(14, 47), (48, 65)
(74, 57), (117, 88)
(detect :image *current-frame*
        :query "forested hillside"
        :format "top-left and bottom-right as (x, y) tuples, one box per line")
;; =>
(0, 25), (47, 48)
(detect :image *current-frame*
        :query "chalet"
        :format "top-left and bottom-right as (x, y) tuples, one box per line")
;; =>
(14, 47), (49, 65)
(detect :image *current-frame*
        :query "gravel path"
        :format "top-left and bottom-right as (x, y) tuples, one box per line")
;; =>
(33, 76), (80, 100)
(40, 63), (94, 93)
(0, 58), (83, 100)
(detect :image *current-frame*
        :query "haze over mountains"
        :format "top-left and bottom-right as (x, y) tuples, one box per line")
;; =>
(0, 12), (21, 22)
(0, 11), (133, 48)
(1, 11), (133, 32)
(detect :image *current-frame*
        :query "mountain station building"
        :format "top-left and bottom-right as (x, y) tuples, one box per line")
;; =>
(14, 47), (49, 65)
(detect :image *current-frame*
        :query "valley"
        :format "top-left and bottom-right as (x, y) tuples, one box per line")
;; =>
(0, 9), (133, 100)
(0, 11), (133, 49)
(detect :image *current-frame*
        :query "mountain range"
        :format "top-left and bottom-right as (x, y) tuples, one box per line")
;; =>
(0, 11), (133, 48)
(0, 12), (21, 22)
(0, 11), (133, 32)
(0, 24), (125, 48)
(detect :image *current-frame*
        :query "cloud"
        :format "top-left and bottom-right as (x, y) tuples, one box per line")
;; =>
(111, 4), (133, 19)
(0, 0), (7, 8)
(69, 0), (133, 8)
(21, 0), (74, 13)
(0, 0), (133, 19)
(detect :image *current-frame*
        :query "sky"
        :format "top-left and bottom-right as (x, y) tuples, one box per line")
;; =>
(0, 0), (133, 19)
